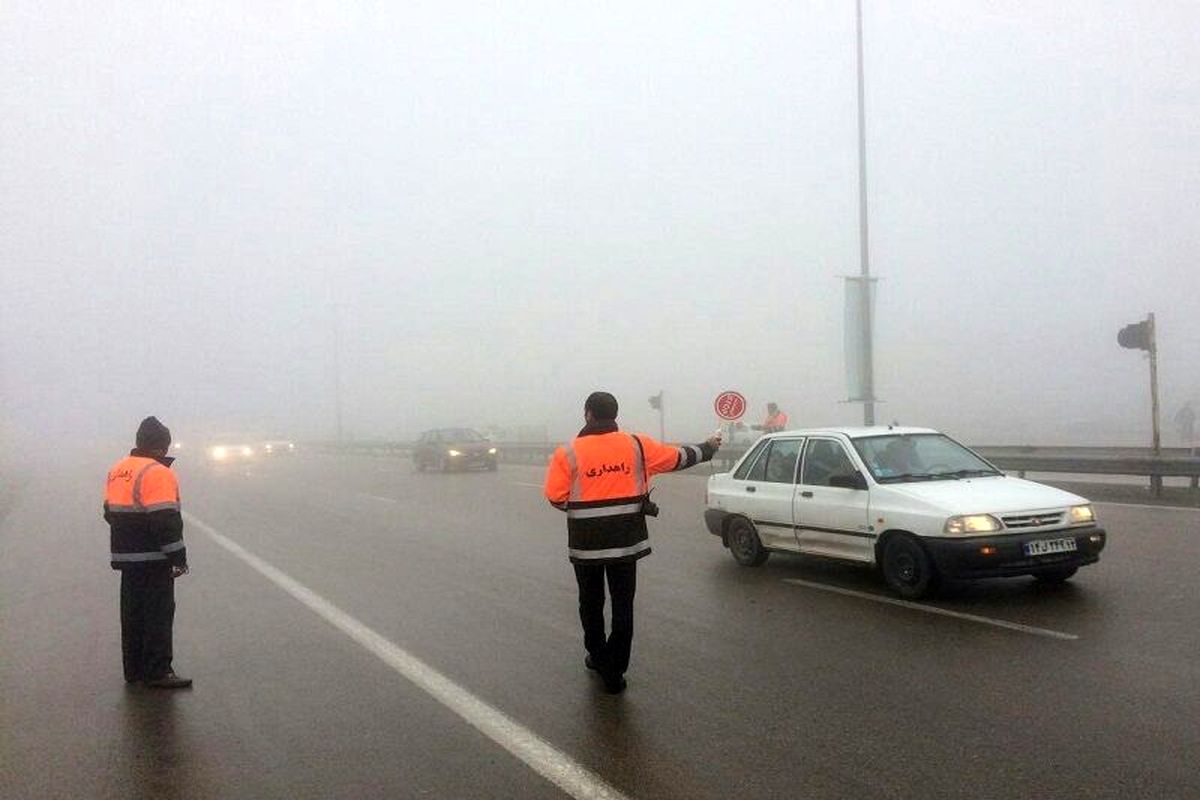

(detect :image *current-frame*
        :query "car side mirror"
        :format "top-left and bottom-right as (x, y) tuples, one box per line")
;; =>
(829, 472), (868, 491)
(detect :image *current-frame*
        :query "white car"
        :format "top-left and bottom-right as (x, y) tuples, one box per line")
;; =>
(704, 427), (1107, 598)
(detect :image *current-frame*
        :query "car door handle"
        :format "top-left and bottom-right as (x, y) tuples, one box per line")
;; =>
(799, 491), (813, 498)
(745, 486), (756, 493)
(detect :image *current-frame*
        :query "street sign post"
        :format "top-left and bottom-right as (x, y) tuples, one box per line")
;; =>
(1118, 312), (1162, 495)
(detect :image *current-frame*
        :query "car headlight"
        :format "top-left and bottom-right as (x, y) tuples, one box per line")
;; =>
(447, 449), (462, 457)
(288, 443), (295, 450)
(944, 514), (1002, 535)
(265, 444), (274, 452)
(488, 447), (497, 455)
(1069, 505), (1095, 525)
(241, 446), (253, 456)
(212, 446), (228, 460)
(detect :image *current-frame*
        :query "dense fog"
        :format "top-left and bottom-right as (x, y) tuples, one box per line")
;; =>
(3, 1), (1197, 457)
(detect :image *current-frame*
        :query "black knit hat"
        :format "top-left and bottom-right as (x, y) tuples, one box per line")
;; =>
(135, 416), (171, 451)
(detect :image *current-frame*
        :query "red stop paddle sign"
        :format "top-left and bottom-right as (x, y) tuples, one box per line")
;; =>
(714, 391), (747, 421)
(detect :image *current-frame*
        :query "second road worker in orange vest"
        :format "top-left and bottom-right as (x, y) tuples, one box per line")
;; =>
(753, 401), (789, 434)
(544, 391), (721, 694)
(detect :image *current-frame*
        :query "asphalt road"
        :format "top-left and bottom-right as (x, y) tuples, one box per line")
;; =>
(2, 453), (1198, 799)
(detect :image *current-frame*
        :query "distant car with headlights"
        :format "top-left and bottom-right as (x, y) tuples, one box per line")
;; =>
(704, 427), (1107, 598)
(414, 428), (498, 472)
(204, 438), (258, 463)
(261, 439), (296, 456)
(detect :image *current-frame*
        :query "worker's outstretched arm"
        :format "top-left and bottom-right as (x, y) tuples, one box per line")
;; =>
(637, 433), (722, 477)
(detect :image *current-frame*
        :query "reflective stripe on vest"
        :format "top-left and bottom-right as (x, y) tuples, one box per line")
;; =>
(569, 540), (651, 561)
(111, 551), (168, 562)
(630, 434), (646, 495)
(566, 502), (643, 519)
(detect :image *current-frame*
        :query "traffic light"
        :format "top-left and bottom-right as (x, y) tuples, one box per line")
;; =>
(1118, 320), (1152, 351)
(648, 392), (662, 410)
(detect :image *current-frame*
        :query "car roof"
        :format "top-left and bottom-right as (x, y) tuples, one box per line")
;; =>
(763, 425), (940, 440)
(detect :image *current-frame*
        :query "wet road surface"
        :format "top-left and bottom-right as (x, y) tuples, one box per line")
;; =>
(2, 453), (1198, 799)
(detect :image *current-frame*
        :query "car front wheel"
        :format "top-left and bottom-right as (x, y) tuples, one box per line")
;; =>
(881, 535), (938, 599)
(728, 518), (769, 567)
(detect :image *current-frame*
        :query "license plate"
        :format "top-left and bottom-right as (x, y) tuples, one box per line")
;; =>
(1024, 537), (1077, 556)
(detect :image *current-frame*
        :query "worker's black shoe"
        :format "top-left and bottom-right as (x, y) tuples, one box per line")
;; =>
(585, 654), (600, 672)
(602, 674), (627, 695)
(144, 672), (193, 689)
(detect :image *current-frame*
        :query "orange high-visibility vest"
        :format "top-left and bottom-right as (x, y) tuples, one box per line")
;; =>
(545, 431), (708, 564)
(105, 455), (180, 513)
(105, 454), (185, 568)
(764, 412), (789, 431)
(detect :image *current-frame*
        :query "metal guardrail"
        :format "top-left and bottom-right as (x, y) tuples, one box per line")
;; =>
(309, 440), (1200, 494)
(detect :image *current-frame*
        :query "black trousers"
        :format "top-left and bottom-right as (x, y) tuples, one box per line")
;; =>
(573, 561), (637, 677)
(119, 566), (175, 681)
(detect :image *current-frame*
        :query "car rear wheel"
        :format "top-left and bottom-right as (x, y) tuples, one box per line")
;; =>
(881, 535), (938, 599)
(1034, 567), (1078, 584)
(728, 518), (769, 567)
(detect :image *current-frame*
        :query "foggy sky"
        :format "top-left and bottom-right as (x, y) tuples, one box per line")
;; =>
(2, 1), (1198, 453)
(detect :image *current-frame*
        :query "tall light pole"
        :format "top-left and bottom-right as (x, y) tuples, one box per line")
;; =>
(332, 303), (344, 442)
(855, 0), (877, 425)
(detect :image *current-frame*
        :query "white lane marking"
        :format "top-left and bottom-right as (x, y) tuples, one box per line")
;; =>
(1094, 500), (1200, 513)
(782, 578), (1080, 641)
(182, 512), (631, 800)
(357, 493), (398, 504)
(512, 482), (543, 488)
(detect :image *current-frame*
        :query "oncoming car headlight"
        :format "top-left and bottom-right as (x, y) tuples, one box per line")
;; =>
(447, 449), (462, 457)
(944, 514), (1002, 535)
(211, 446), (228, 460)
(241, 446), (253, 457)
(1069, 504), (1095, 525)
(488, 447), (497, 455)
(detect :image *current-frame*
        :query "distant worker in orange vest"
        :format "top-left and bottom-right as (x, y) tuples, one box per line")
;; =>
(544, 391), (721, 693)
(753, 402), (789, 433)
(104, 416), (192, 689)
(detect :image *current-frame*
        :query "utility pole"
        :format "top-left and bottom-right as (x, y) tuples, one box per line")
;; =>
(855, 0), (876, 425)
(659, 391), (665, 441)
(332, 304), (344, 442)
(649, 391), (665, 441)
(1148, 313), (1161, 500)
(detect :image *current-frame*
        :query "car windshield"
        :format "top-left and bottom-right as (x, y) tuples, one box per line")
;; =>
(440, 428), (483, 442)
(851, 433), (999, 483)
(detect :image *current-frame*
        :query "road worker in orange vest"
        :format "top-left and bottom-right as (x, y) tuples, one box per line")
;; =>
(544, 391), (721, 694)
(104, 416), (192, 689)
(752, 402), (789, 433)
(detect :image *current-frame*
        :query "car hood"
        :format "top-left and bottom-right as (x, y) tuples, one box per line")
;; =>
(881, 475), (1087, 514)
